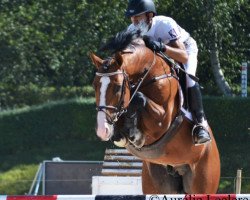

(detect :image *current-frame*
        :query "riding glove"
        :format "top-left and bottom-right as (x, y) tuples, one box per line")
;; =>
(145, 39), (166, 52)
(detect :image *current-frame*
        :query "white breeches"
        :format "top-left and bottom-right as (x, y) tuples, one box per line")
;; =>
(183, 37), (198, 88)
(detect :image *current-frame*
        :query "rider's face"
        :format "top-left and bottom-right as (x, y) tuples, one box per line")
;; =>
(130, 13), (151, 35)
(130, 13), (148, 26)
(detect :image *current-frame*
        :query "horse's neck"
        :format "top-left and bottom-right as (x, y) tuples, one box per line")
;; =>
(123, 49), (154, 79)
(124, 48), (180, 118)
(148, 56), (179, 105)
(141, 55), (180, 124)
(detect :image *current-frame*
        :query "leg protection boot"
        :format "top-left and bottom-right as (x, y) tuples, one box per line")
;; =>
(188, 83), (211, 144)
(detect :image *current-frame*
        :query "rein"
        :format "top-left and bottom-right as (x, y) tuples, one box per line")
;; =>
(127, 51), (156, 105)
(95, 50), (176, 127)
(95, 51), (157, 125)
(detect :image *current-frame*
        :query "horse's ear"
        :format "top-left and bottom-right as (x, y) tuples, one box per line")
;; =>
(115, 52), (123, 66)
(89, 52), (103, 69)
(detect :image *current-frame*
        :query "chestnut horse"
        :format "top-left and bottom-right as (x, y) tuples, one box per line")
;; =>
(91, 31), (220, 194)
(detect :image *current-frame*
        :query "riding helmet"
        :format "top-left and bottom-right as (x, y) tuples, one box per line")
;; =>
(125, 0), (156, 17)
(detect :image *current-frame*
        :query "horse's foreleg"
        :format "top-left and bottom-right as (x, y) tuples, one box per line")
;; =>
(126, 91), (167, 125)
(129, 91), (165, 121)
(141, 161), (159, 194)
(125, 92), (167, 146)
(142, 161), (182, 194)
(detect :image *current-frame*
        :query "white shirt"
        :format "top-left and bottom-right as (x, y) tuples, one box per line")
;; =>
(128, 15), (190, 45)
(127, 15), (198, 87)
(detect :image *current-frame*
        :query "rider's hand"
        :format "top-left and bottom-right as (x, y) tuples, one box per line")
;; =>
(144, 37), (166, 52)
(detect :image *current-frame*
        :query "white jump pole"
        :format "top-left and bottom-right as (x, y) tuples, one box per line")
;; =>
(235, 169), (242, 194)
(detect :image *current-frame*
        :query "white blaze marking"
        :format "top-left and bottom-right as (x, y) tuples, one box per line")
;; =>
(96, 76), (111, 140)
(99, 76), (110, 106)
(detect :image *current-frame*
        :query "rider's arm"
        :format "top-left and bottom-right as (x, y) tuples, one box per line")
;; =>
(164, 39), (188, 64)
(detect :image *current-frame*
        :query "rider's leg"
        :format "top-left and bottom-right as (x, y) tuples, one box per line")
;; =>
(187, 83), (211, 144)
(184, 43), (211, 144)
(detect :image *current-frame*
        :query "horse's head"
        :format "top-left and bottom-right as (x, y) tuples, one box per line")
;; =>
(91, 30), (164, 149)
(90, 30), (148, 144)
(91, 52), (131, 141)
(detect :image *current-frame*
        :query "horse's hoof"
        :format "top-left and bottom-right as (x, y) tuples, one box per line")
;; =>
(114, 137), (128, 147)
(128, 133), (145, 149)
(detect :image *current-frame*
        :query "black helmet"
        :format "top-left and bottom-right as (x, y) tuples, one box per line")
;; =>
(125, 0), (156, 17)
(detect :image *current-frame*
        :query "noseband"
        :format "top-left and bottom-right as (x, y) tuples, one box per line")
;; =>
(95, 70), (129, 125)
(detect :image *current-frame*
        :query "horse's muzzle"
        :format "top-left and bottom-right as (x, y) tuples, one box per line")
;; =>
(96, 111), (114, 141)
(96, 122), (114, 141)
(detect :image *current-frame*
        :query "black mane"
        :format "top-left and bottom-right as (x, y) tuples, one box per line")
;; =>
(100, 29), (141, 53)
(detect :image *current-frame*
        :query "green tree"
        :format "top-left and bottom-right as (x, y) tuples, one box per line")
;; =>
(0, 0), (249, 109)
(157, 0), (249, 95)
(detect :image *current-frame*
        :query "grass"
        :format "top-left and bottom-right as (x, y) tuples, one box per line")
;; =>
(1, 136), (249, 194)
(0, 164), (37, 194)
(0, 139), (112, 194)
(216, 136), (250, 193)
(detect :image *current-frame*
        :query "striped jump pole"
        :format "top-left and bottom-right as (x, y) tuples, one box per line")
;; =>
(1, 194), (250, 200)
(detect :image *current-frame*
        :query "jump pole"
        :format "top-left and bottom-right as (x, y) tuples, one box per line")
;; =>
(1, 194), (250, 200)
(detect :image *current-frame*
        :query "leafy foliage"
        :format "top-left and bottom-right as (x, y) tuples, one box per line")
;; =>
(0, 164), (38, 195)
(156, 0), (250, 94)
(0, 1), (249, 109)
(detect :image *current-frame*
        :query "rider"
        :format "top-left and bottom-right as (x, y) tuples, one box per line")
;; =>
(125, 0), (211, 145)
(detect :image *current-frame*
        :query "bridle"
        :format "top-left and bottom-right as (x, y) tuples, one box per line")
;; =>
(95, 70), (129, 125)
(95, 50), (177, 125)
(95, 51), (159, 125)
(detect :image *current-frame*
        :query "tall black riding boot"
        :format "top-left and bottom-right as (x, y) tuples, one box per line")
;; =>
(188, 83), (211, 145)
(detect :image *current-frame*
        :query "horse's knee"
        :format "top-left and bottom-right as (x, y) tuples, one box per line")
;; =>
(127, 118), (145, 148)
(133, 92), (147, 107)
(127, 92), (147, 116)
